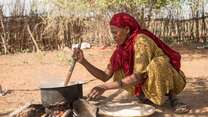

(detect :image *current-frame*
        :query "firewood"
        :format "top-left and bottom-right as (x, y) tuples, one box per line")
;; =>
(9, 102), (32, 117)
(73, 99), (98, 117)
(61, 109), (72, 117)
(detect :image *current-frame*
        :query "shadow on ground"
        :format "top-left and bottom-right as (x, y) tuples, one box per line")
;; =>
(152, 77), (208, 117)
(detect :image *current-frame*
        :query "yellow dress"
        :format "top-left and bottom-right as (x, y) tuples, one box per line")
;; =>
(113, 34), (186, 105)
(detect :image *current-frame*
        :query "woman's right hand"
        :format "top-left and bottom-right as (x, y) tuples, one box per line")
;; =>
(88, 85), (107, 99)
(72, 48), (85, 64)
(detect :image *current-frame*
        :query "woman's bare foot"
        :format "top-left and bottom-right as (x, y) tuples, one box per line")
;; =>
(169, 96), (190, 114)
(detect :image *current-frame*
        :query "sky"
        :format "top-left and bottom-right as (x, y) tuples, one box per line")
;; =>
(0, 0), (208, 19)
(0, 0), (48, 16)
(0, 0), (31, 15)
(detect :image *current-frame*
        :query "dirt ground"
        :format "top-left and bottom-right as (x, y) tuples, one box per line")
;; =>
(0, 46), (208, 117)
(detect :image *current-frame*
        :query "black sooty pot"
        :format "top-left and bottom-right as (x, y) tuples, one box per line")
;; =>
(40, 83), (83, 107)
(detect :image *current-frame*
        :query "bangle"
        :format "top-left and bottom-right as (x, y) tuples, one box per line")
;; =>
(117, 80), (123, 88)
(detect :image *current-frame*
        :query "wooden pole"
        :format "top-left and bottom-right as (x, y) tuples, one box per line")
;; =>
(27, 25), (41, 53)
(64, 39), (82, 86)
(0, 19), (7, 54)
(0, 35), (7, 54)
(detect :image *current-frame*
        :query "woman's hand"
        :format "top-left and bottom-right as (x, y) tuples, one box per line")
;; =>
(72, 48), (85, 63)
(88, 85), (107, 99)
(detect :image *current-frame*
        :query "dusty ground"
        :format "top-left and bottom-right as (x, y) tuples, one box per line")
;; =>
(0, 46), (208, 117)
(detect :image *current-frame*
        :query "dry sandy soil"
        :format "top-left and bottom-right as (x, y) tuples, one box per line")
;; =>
(0, 46), (208, 117)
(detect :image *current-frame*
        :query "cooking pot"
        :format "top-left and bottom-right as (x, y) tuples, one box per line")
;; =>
(40, 81), (83, 107)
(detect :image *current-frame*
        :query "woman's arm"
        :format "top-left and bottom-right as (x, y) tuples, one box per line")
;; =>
(102, 73), (143, 90)
(81, 59), (113, 82)
(88, 73), (144, 98)
(73, 48), (113, 82)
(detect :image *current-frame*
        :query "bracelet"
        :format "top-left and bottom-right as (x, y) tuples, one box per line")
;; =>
(117, 80), (123, 88)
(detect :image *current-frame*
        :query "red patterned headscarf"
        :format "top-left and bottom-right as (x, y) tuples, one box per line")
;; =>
(110, 12), (181, 96)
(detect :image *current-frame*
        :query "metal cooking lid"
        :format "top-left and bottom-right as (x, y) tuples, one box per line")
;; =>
(99, 102), (155, 117)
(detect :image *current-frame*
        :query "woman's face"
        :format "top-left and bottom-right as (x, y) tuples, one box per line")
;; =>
(110, 25), (129, 45)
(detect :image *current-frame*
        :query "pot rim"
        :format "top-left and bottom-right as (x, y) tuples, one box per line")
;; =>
(40, 82), (84, 90)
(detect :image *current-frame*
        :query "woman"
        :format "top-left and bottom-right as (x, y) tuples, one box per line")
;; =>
(73, 12), (189, 113)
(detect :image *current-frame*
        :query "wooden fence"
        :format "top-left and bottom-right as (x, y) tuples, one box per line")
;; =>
(148, 16), (208, 44)
(0, 15), (208, 54)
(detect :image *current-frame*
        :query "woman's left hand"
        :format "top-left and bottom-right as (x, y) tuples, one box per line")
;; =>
(88, 85), (107, 99)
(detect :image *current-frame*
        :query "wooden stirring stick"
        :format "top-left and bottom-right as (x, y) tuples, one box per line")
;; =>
(64, 39), (82, 86)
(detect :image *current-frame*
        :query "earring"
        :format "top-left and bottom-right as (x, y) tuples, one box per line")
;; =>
(127, 29), (130, 34)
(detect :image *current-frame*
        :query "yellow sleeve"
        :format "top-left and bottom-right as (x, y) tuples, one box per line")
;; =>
(133, 34), (155, 74)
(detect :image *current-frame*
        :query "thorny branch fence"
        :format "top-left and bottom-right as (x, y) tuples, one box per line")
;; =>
(0, 15), (208, 54)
